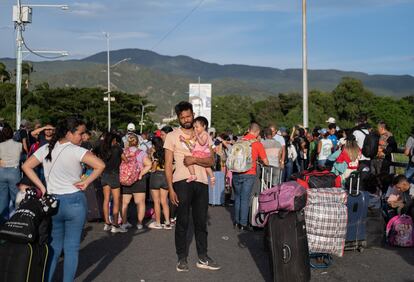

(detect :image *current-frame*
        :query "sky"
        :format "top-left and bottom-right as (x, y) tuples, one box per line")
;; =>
(0, 0), (413, 75)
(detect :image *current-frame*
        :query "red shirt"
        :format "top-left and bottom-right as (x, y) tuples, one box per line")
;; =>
(336, 149), (360, 169)
(242, 134), (267, 175)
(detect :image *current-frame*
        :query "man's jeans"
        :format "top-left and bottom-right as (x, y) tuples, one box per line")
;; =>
(0, 167), (20, 223)
(232, 173), (256, 226)
(174, 180), (209, 260)
(406, 165), (414, 184)
(47, 191), (87, 282)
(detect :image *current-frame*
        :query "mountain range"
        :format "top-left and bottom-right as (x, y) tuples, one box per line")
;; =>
(1, 48), (414, 120)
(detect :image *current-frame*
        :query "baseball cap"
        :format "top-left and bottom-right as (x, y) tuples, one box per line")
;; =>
(318, 128), (328, 135)
(326, 117), (336, 124)
(279, 127), (287, 133)
(127, 123), (136, 131)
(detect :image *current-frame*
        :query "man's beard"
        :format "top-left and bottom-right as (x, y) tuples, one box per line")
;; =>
(180, 121), (193, 129)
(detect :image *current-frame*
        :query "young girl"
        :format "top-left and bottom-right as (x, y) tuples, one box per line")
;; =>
(335, 135), (361, 183)
(180, 116), (215, 184)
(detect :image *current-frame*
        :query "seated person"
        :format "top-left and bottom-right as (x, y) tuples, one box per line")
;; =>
(385, 175), (414, 220)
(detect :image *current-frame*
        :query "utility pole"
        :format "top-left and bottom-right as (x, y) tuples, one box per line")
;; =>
(15, 0), (23, 130)
(13, 1), (68, 130)
(105, 32), (111, 132)
(302, 0), (309, 128)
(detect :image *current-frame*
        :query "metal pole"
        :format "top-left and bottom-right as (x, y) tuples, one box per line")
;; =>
(15, 0), (23, 130)
(140, 104), (145, 134)
(302, 0), (309, 128)
(106, 33), (111, 132)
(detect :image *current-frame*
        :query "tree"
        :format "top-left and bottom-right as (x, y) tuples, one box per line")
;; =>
(332, 77), (374, 123)
(0, 62), (11, 83)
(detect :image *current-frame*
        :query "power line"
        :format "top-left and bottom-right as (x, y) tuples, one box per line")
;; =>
(21, 34), (67, 59)
(151, 0), (206, 50)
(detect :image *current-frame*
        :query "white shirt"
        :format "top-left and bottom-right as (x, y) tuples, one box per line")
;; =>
(34, 142), (88, 195)
(273, 134), (286, 147)
(353, 128), (370, 161)
(0, 139), (22, 167)
(318, 139), (333, 160)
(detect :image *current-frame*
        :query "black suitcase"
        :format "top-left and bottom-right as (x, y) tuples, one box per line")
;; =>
(85, 179), (104, 222)
(0, 241), (48, 282)
(266, 211), (310, 282)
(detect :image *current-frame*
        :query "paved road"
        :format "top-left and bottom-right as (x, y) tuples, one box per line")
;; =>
(53, 206), (414, 282)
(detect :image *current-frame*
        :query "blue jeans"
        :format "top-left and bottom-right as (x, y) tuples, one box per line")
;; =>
(406, 165), (414, 184)
(232, 173), (256, 226)
(284, 159), (293, 182)
(47, 191), (87, 282)
(0, 167), (20, 223)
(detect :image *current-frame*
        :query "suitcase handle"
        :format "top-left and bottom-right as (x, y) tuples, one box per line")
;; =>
(282, 244), (292, 264)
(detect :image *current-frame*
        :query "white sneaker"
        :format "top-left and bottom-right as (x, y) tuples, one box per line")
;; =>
(121, 222), (133, 229)
(163, 222), (172, 230)
(136, 223), (144, 230)
(103, 223), (112, 231)
(148, 221), (163, 229)
(111, 225), (128, 233)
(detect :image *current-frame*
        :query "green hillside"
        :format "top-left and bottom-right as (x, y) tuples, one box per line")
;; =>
(1, 48), (414, 120)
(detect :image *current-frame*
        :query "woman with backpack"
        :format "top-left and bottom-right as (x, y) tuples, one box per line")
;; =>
(120, 134), (152, 230)
(148, 136), (171, 229)
(22, 117), (105, 282)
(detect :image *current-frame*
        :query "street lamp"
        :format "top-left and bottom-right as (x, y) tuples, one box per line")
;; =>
(13, 1), (69, 130)
(103, 32), (131, 132)
(139, 103), (154, 134)
(302, 0), (309, 128)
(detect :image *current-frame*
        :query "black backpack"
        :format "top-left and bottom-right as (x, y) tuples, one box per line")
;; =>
(359, 129), (379, 159)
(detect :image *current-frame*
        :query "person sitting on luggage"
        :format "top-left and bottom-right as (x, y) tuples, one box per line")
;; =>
(232, 122), (269, 231)
(334, 135), (361, 183)
(385, 175), (414, 220)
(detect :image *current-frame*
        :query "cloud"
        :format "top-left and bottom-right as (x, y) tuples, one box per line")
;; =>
(70, 2), (107, 17)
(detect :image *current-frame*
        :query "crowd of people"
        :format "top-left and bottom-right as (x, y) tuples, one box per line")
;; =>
(1, 102), (414, 280)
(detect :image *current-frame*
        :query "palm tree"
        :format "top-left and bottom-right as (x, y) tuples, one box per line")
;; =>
(0, 62), (11, 83)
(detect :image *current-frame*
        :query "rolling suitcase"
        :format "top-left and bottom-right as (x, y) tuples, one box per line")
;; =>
(265, 211), (311, 282)
(250, 166), (281, 227)
(0, 241), (48, 282)
(85, 179), (104, 222)
(345, 172), (369, 251)
(209, 171), (225, 205)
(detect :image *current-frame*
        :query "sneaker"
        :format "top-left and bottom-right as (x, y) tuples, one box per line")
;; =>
(163, 222), (172, 230)
(121, 222), (133, 229)
(176, 258), (189, 272)
(103, 223), (112, 231)
(111, 225), (127, 233)
(136, 223), (144, 230)
(148, 221), (163, 229)
(196, 256), (221, 271)
(170, 218), (176, 227)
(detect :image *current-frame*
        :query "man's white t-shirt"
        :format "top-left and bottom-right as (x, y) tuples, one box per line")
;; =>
(34, 142), (88, 195)
(273, 134), (286, 147)
(353, 128), (370, 161)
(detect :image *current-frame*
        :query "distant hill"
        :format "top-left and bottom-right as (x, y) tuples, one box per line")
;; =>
(83, 48), (414, 97)
(2, 48), (414, 120)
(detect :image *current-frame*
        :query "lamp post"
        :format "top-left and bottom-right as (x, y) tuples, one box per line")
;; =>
(302, 0), (309, 128)
(139, 103), (153, 134)
(103, 32), (131, 132)
(13, 1), (68, 129)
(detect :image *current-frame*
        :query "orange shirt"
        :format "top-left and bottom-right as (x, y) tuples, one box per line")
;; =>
(242, 133), (267, 175)
(163, 128), (212, 184)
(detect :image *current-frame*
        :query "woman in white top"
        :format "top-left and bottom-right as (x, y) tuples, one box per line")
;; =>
(317, 128), (334, 168)
(0, 123), (23, 223)
(22, 117), (105, 282)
